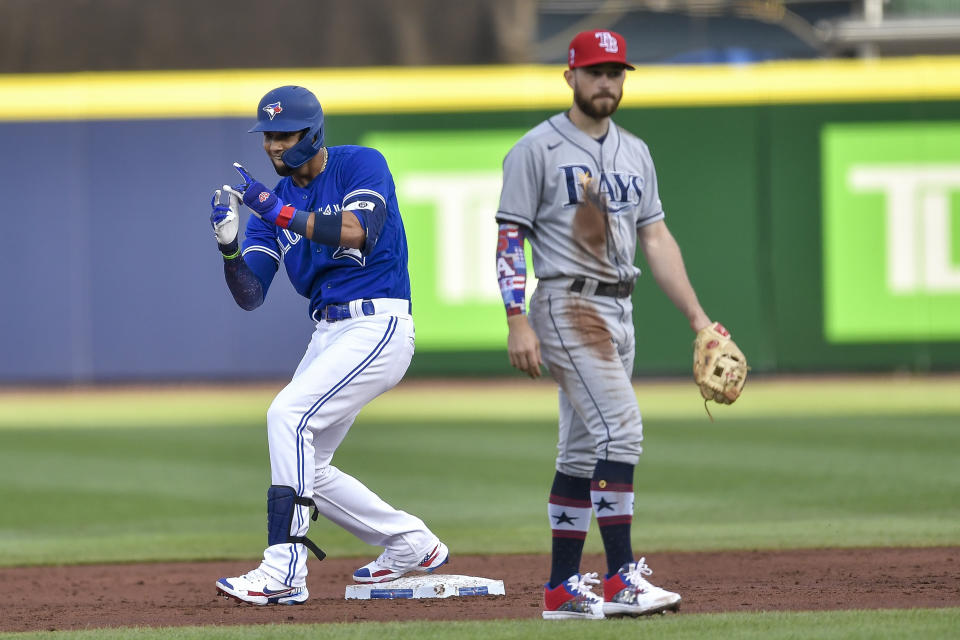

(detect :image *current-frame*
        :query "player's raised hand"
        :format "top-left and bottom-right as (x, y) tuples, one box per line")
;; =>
(230, 162), (288, 227)
(231, 162), (255, 193)
(211, 186), (240, 254)
(507, 314), (543, 378)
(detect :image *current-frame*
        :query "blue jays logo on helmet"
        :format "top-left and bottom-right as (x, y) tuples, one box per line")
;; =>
(263, 101), (283, 120)
(249, 86), (325, 169)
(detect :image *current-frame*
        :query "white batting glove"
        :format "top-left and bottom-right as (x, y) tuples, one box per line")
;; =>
(211, 185), (240, 247)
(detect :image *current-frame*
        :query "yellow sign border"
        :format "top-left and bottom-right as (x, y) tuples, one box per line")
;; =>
(2, 57), (960, 121)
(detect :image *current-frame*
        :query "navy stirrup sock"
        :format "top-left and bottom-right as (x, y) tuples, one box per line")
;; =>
(591, 459), (635, 575)
(547, 471), (592, 588)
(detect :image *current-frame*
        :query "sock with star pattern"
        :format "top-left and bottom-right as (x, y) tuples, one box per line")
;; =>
(547, 471), (592, 588)
(592, 459), (635, 575)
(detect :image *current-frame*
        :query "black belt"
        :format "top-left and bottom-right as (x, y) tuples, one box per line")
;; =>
(570, 278), (635, 298)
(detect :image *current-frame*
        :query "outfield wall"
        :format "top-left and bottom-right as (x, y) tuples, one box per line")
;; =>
(2, 59), (959, 382)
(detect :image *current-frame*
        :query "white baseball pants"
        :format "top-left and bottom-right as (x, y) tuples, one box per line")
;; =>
(257, 303), (437, 587)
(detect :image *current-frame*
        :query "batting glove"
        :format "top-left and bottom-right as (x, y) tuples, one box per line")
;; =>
(211, 186), (240, 257)
(231, 162), (295, 228)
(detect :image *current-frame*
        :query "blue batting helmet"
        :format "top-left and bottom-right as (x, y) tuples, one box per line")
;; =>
(249, 85), (324, 169)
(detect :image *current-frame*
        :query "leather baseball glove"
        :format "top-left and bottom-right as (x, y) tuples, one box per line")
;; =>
(693, 322), (747, 406)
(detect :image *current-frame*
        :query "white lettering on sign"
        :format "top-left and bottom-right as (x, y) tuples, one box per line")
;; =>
(401, 173), (536, 303)
(849, 165), (960, 293)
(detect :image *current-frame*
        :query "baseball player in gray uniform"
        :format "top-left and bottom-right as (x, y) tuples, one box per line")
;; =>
(495, 29), (716, 620)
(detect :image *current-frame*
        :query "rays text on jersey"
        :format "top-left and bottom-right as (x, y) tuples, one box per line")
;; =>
(559, 164), (644, 209)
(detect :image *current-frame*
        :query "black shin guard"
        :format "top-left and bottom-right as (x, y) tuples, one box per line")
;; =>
(267, 485), (326, 561)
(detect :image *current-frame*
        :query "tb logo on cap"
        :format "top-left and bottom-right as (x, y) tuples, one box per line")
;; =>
(595, 31), (619, 53)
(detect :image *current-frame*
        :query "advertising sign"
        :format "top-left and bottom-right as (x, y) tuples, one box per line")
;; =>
(822, 122), (960, 342)
(363, 129), (530, 349)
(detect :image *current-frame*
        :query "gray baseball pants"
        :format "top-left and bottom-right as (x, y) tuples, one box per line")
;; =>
(528, 279), (644, 478)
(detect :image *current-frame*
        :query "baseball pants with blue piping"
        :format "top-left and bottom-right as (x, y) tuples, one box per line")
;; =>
(258, 310), (436, 587)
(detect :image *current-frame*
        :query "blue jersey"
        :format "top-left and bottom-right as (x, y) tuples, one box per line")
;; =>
(241, 145), (411, 318)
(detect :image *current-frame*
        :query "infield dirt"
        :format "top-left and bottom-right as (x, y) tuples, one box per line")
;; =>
(1, 547), (957, 632)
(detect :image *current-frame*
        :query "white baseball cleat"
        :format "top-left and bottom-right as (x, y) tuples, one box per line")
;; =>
(352, 541), (449, 583)
(602, 558), (681, 616)
(216, 567), (308, 605)
(542, 572), (606, 620)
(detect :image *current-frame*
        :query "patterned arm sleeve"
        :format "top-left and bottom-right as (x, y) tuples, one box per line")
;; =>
(496, 223), (527, 317)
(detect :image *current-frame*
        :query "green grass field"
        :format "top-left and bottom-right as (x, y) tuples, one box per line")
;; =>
(1, 375), (958, 638)
(4, 609), (960, 640)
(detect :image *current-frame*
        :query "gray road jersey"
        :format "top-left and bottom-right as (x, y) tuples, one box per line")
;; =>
(496, 112), (665, 283)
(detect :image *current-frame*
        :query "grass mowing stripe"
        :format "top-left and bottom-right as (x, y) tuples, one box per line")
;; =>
(368, 376), (960, 421)
(1, 376), (957, 566)
(0, 388), (274, 429)
(1, 411), (958, 565)
(2, 376), (959, 430)
(1, 608), (958, 640)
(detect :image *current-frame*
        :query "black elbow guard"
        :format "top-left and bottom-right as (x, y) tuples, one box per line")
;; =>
(343, 193), (387, 256)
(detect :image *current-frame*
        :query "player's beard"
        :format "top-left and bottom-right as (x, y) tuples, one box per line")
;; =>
(271, 129), (309, 177)
(574, 86), (621, 120)
(272, 158), (294, 177)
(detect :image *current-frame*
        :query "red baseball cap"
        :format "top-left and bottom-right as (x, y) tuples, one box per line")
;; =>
(568, 30), (635, 70)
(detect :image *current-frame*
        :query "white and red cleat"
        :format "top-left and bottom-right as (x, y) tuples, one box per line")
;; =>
(352, 541), (450, 583)
(602, 558), (681, 616)
(216, 567), (308, 605)
(542, 572), (605, 620)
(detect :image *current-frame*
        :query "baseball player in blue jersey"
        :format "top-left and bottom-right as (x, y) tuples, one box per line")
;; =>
(209, 85), (448, 606)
